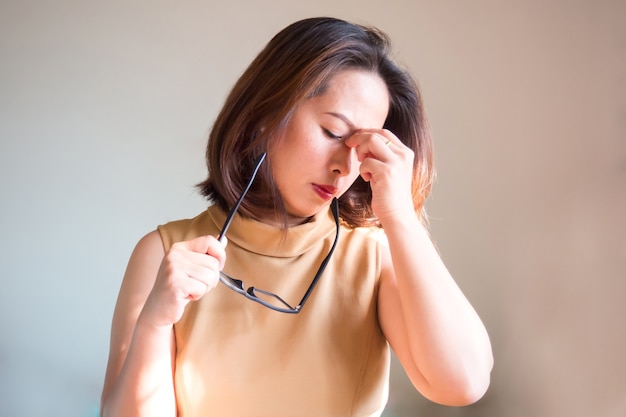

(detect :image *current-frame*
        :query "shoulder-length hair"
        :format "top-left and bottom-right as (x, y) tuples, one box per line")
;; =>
(197, 17), (434, 228)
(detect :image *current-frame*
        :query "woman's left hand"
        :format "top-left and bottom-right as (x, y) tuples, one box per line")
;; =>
(344, 129), (415, 221)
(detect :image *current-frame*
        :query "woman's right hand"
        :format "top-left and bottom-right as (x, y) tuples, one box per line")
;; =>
(139, 235), (227, 327)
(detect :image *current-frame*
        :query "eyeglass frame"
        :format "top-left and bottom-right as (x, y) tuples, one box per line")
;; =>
(216, 152), (340, 314)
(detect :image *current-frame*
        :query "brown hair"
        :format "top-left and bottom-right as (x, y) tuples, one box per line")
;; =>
(197, 17), (434, 227)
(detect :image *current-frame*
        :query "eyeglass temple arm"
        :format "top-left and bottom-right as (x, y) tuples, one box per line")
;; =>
(217, 152), (267, 242)
(294, 197), (340, 310)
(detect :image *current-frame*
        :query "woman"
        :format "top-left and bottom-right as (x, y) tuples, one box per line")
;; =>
(101, 17), (493, 417)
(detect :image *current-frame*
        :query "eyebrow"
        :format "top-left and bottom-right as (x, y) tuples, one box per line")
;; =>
(324, 112), (356, 130)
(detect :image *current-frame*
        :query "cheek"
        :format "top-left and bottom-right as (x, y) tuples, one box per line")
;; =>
(277, 126), (318, 162)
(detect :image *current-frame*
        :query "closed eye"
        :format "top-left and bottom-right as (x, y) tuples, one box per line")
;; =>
(322, 128), (343, 140)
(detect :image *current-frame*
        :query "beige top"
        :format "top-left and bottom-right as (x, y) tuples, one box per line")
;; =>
(158, 204), (390, 417)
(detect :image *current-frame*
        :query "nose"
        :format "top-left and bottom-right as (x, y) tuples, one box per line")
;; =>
(330, 143), (357, 176)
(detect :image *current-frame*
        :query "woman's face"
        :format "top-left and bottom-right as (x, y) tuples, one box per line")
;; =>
(269, 69), (390, 224)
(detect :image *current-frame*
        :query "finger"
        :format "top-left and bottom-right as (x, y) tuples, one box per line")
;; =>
(368, 129), (398, 152)
(175, 234), (219, 253)
(359, 157), (393, 185)
(184, 251), (223, 277)
(160, 251), (220, 299)
(345, 129), (397, 162)
(173, 235), (227, 269)
(181, 274), (213, 301)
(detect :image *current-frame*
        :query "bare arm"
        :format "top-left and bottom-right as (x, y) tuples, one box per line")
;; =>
(377, 215), (493, 405)
(346, 129), (493, 405)
(101, 230), (226, 417)
(100, 231), (176, 417)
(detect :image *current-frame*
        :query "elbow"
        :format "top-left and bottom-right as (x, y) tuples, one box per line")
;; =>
(449, 337), (495, 406)
(455, 365), (492, 406)
(454, 348), (494, 405)
(451, 369), (491, 406)
(426, 354), (494, 406)
(428, 371), (491, 407)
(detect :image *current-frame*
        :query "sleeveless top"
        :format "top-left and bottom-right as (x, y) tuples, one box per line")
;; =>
(157, 204), (390, 417)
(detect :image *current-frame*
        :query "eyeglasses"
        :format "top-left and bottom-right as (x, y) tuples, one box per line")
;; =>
(217, 152), (340, 314)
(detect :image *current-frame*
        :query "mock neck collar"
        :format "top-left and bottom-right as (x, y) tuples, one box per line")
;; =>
(207, 204), (337, 258)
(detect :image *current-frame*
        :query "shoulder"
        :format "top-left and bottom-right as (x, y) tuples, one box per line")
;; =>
(340, 223), (388, 248)
(337, 224), (388, 273)
(123, 230), (166, 288)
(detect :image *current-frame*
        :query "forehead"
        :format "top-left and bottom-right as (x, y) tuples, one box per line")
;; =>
(306, 69), (390, 129)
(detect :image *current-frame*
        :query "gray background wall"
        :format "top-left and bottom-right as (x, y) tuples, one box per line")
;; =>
(1, 1), (624, 416)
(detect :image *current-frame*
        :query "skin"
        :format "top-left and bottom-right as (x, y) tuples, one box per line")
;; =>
(101, 69), (493, 417)
(269, 70), (390, 224)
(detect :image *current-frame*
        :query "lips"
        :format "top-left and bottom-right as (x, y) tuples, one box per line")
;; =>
(312, 184), (338, 200)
